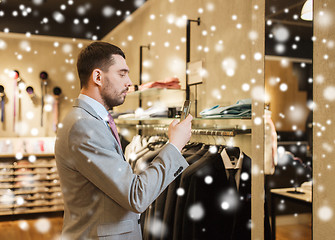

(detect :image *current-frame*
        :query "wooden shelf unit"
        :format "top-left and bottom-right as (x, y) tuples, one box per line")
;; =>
(0, 152), (63, 216)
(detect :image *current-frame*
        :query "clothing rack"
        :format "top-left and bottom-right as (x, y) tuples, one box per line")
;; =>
(136, 124), (251, 137)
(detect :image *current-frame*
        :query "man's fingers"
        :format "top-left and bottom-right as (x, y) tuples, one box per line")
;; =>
(180, 114), (193, 124)
(186, 114), (193, 121)
(170, 119), (179, 127)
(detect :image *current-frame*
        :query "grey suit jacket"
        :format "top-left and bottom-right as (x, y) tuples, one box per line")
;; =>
(55, 99), (188, 240)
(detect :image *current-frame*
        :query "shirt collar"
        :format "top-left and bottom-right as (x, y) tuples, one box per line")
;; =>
(220, 148), (244, 169)
(78, 94), (109, 122)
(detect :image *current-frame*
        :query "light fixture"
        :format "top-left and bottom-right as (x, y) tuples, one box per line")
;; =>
(301, 0), (313, 21)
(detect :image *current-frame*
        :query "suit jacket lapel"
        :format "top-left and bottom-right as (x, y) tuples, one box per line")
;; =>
(73, 98), (126, 161)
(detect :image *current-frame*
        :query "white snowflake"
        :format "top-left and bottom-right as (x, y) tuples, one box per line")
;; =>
(188, 203), (205, 221)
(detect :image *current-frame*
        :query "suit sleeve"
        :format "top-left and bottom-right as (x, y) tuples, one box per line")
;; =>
(68, 118), (189, 213)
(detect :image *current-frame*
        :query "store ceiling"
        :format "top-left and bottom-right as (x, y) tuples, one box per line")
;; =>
(0, 0), (312, 44)
(0, 0), (147, 40)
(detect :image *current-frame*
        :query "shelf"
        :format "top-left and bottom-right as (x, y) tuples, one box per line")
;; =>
(14, 170), (56, 175)
(195, 117), (251, 120)
(13, 164), (56, 169)
(0, 205), (13, 209)
(271, 187), (312, 203)
(265, 55), (312, 64)
(0, 172), (14, 176)
(115, 117), (252, 129)
(0, 165), (14, 169)
(0, 211), (13, 216)
(115, 118), (174, 124)
(116, 118), (252, 134)
(0, 153), (54, 158)
(127, 88), (184, 97)
(13, 182), (60, 189)
(23, 195), (62, 201)
(0, 147), (62, 217)
(14, 201), (63, 208)
(116, 117), (251, 121)
(13, 207), (63, 215)
(13, 176), (59, 182)
(14, 188), (61, 195)
(0, 178), (14, 182)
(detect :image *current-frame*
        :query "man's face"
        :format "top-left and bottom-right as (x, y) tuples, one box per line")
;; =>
(101, 54), (132, 109)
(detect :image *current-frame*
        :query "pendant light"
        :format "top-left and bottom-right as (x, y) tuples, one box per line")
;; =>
(301, 0), (313, 21)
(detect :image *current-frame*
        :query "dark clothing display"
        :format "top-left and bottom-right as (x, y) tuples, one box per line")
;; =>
(173, 148), (251, 240)
(124, 137), (261, 240)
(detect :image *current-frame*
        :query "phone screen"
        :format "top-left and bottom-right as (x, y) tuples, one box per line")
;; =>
(180, 100), (191, 120)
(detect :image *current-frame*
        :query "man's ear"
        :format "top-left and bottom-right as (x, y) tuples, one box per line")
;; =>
(92, 69), (103, 87)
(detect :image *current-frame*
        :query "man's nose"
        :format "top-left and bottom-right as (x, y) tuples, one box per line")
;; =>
(127, 76), (132, 87)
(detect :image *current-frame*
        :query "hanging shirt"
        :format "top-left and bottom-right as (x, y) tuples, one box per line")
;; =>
(221, 147), (244, 190)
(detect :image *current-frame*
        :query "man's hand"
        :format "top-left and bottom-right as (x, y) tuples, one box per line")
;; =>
(168, 114), (193, 152)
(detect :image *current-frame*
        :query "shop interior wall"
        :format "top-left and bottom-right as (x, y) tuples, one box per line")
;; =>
(0, 33), (91, 138)
(103, 0), (256, 154)
(103, 0), (265, 238)
(313, 0), (335, 238)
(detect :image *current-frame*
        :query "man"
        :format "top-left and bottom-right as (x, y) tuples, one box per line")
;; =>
(55, 41), (192, 240)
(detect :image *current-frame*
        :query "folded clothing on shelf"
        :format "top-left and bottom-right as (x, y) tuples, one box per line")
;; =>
(15, 168), (34, 175)
(0, 207), (12, 212)
(117, 104), (170, 119)
(128, 77), (181, 93)
(117, 113), (136, 119)
(33, 193), (50, 199)
(34, 168), (50, 173)
(135, 105), (169, 118)
(110, 110), (135, 119)
(0, 190), (14, 204)
(33, 186), (50, 192)
(49, 198), (63, 204)
(14, 207), (30, 212)
(49, 167), (58, 173)
(0, 183), (13, 188)
(49, 191), (62, 198)
(0, 189), (14, 196)
(35, 159), (54, 165)
(47, 173), (59, 179)
(32, 199), (48, 205)
(0, 168), (13, 175)
(200, 99), (252, 118)
(15, 160), (30, 166)
(49, 186), (61, 192)
(0, 161), (13, 167)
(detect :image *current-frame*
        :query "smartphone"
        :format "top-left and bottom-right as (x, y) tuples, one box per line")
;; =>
(180, 100), (191, 121)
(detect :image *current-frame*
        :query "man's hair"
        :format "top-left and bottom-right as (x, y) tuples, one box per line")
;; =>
(77, 41), (125, 89)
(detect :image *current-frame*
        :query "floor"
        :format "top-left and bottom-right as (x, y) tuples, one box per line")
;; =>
(276, 223), (312, 240)
(0, 215), (311, 240)
(0, 215), (63, 240)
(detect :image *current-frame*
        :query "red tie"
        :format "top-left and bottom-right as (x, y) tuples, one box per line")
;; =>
(107, 113), (122, 148)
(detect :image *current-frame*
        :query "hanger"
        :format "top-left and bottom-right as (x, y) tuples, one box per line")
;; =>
(147, 139), (167, 151)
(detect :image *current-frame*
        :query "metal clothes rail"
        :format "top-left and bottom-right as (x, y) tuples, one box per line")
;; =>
(136, 124), (251, 137)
